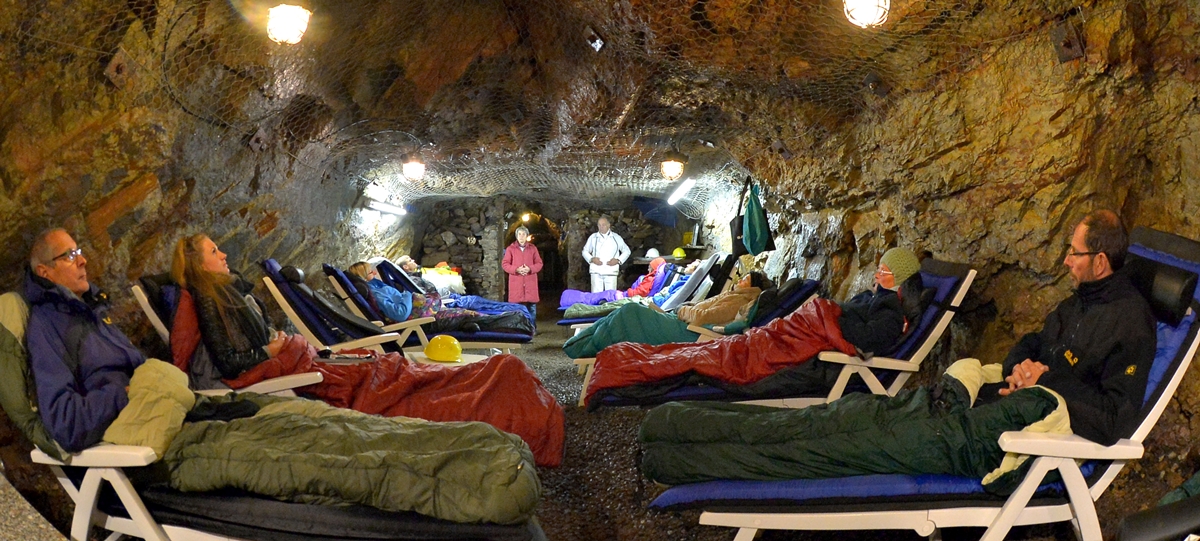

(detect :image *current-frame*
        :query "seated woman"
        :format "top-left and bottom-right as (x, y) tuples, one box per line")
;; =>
(347, 261), (533, 335)
(172, 234), (563, 466)
(563, 271), (772, 359)
(579, 248), (930, 408)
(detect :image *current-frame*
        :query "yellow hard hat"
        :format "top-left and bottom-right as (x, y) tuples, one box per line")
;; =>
(424, 335), (463, 362)
(672, 247), (687, 259)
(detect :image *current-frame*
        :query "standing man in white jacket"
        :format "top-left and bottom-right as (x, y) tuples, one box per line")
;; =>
(582, 215), (631, 292)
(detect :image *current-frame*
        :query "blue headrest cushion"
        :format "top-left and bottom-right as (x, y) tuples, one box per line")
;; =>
(921, 272), (959, 304)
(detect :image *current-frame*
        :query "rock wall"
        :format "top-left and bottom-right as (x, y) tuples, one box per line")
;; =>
(2, 0), (1199, 533)
(0, 4), (409, 528)
(685, 0), (1200, 518)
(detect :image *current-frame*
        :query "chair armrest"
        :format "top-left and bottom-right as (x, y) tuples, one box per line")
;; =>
(331, 333), (403, 350)
(380, 317), (435, 332)
(570, 323), (594, 330)
(687, 325), (723, 339)
(32, 445), (158, 467)
(816, 352), (918, 371)
(817, 351), (857, 363)
(242, 372), (324, 394)
(998, 432), (1144, 460)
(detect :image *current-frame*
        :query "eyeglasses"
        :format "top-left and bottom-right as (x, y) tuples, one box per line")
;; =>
(52, 248), (83, 264)
(1064, 249), (1101, 259)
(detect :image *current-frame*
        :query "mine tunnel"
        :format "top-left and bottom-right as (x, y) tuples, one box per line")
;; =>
(2, 0), (1200, 540)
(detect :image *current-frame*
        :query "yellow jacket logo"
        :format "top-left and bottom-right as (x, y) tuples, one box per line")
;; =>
(1064, 350), (1079, 366)
(1125, 365), (1137, 376)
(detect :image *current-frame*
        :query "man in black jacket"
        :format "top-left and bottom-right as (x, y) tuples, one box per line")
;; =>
(639, 210), (1158, 486)
(994, 209), (1156, 445)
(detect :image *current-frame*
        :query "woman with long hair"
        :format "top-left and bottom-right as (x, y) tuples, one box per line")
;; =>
(170, 234), (565, 466)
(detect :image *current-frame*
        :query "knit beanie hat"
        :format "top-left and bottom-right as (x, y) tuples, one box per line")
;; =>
(880, 247), (920, 286)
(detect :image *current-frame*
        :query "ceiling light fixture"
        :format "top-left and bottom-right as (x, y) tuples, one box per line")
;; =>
(661, 150), (688, 181)
(666, 177), (696, 206)
(844, 0), (889, 28)
(401, 154), (425, 181)
(267, 4), (311, 44)
(367, 199), (407, 216)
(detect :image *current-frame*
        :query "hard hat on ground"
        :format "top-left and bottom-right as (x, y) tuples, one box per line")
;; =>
(672, 247), (687, 259)
(645, 248), (660, 258)
(424, 335), (463, 362)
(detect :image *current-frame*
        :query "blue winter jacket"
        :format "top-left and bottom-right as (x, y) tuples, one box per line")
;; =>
(23, 271), (145, 453)
(367, 278), (414, 322)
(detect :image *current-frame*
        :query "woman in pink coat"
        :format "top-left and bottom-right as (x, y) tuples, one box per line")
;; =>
(502, 226), (543, 327)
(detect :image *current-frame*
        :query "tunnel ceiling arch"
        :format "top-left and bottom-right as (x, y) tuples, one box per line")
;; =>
(15, 0), (1093, 216)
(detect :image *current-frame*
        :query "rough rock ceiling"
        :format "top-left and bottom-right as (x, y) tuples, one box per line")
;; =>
(14, 0), (1089, 216)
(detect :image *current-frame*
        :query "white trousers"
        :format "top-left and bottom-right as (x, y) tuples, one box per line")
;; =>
(591, 273), (617, 293)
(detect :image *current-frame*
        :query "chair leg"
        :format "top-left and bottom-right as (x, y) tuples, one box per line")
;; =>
(732, 527), (760, 541)
(981, 456), (1061, 541)
(577, 359), (596, 407)
(1059, 459), (1102, 541)
(71, 469), (105, 541)
(103, 468), (171, 541)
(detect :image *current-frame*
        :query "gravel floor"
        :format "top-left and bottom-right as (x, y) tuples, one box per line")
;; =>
(522, 311), (1066, 541)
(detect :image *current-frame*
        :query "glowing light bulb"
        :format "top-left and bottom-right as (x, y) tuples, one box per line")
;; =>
(522, 213), (531, 222)
(402, 155), (425, 181)
(844, 0), (889, 28)
(267, 4), (311, 44)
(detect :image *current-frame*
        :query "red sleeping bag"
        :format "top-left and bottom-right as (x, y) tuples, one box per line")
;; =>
(171, 291), (565, 467)
(586, 298), (857, 406)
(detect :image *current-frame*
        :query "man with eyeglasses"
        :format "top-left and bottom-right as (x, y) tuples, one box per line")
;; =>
(991, 209), (1156, 445)
(22, 228), (146, 452)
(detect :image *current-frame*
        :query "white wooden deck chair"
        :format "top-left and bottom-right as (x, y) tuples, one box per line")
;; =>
(742, 258), (976, 409)
(261, 269), (420, 355)
(131, 276), (321, 396)
(317, 261), (525, 355)
(576, 259), (974, 409)
(652, 226), (1200, 541)
(1, 293), (547, 541)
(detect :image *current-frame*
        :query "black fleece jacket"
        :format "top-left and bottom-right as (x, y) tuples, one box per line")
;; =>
(193, 275), (273, 379)
(1002, 272), (1156, 445)
(837, 288), (904, 356)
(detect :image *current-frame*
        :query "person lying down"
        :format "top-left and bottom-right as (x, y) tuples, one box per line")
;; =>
(171, 234), (563, 466)
(579, 248), (931, 408)
(16, 229), (541, 525)
(640, 211), (1158, 494)
(563, 270), (774, 359)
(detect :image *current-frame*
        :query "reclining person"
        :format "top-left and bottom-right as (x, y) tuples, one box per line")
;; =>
(19, 228), (544, 525)
(560, 260), (704, 333)
(564, 270), (777, 359)
(558, 258), (671, 311)
(572, 248), (928, 401)
(347, 260), (533, 335)
(625, 257), (670, 299)
(640, 210), (1157, 487)
(168, 233), (562, 466)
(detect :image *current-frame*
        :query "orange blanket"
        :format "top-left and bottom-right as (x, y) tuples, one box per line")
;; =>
(224, 336), (565, 467)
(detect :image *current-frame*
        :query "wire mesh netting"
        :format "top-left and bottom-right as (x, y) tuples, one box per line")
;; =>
(9, 0), (1100, 218)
